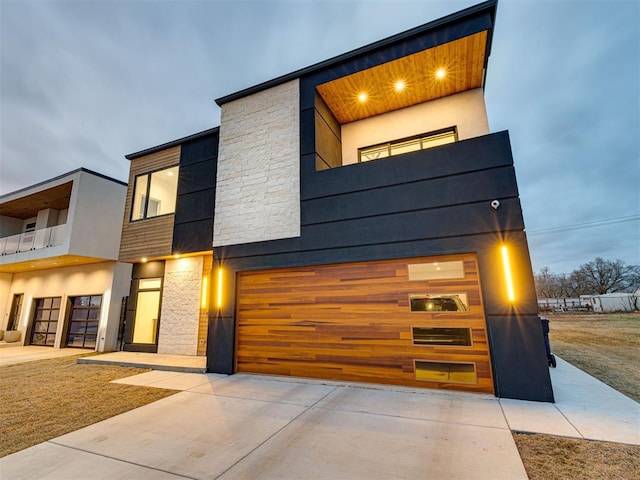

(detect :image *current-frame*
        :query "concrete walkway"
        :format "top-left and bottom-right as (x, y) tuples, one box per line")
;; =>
(1, 356), (638, 479)
(505, 357), (639, 444)
(77, 351), (207, 373)
(0, 345), (91, 366)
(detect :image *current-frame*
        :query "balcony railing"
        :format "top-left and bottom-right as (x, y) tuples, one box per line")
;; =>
(0, 224), (66, 255)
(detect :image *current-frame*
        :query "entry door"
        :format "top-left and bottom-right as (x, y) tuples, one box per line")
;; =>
(7, 294), (23, 330)
(123, 278), (162, 352)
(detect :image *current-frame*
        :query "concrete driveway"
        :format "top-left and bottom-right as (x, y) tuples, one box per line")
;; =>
(2, 356), (638, 479)
(1, 373), (528, 480)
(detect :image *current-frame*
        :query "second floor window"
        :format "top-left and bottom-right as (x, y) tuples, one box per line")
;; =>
(358, 127), (457, 163)
(131, 166), (179, 221)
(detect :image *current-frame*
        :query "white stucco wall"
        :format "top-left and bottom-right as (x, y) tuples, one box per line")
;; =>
(67, 171), (127, 259)
(0, 272), (13, 329)
(157, 256), (203, 355)
(341, 88), (490, 165)
(213, 79), (300, 247)
(2, 261), (131, 351)
(100, 261), (133, 352)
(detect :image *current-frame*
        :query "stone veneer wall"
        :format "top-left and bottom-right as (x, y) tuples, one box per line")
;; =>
(157, 256), (203, 355)
(213, 79), (300, 246)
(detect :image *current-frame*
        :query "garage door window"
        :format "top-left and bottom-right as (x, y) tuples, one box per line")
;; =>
(66, 295), (102, 349)
(412, 327), (472, 346)
(415, 360), (477, 384)
(409, 294), (468, 312)
(408, 260), (464, 281)
(30, 297), (61, 346)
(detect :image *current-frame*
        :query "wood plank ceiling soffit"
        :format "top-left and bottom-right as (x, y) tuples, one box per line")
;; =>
(316, 31), (488, 124)
(0, 182), (73, 219)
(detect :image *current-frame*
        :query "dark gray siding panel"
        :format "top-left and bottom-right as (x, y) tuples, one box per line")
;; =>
(486, 315), (555, 402)
(302, 167), (518, 225)
(207, 316), (235, 374)
(173, 220), (214, 254)
(180, 134), (219, 166)
(300, 199), (524, 249)
(173, 131), (218, 254)
(175, 190), (215, 224)
(302, 132), (515, 199)
(222, 197), (523, 258)
(178, 161), (218, 195)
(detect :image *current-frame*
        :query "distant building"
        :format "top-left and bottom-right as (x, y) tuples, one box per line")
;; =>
(117, 0), (553, 401)
(538, 298), (592, 312)
(0, 169), (131, 351)
(588, 293), (639, 313)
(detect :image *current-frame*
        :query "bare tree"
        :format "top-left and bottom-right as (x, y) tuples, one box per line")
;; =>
(534, 267), (559, 298)
(558, 273), (582, 297)
(571, 258), (640, 294)
(535, 269), (582, 298)
(535, 259), (640, 299)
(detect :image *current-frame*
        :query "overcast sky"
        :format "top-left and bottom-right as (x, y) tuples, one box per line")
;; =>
(1, 0), (638, 274)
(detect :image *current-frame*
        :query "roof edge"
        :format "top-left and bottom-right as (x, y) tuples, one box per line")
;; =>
(125, 126), (220, 160)
(1, 167), (126, 201)
(215, 0), (497, 106)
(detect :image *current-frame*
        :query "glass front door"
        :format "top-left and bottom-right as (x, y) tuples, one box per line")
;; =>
(124, 277), (162, 352)
(132, 290), (161, 344)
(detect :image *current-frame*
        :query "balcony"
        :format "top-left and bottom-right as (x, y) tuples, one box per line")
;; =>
(0, 224), (66, 256)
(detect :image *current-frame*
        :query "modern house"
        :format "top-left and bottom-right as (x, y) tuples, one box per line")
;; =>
(121, 0), (554, 402)
(0, 169), (132, 352)
(118, 128), (218, 356)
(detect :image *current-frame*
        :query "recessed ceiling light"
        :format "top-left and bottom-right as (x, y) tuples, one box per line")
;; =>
(358, 92), (368, 103)
(173, 254), (180, 259)
(435, 68), (446, 80)
(394, 80), (406, 92)
(141, 257), (148, 263)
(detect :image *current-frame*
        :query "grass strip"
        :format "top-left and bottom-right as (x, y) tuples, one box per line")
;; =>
(0, 355), (177, 457)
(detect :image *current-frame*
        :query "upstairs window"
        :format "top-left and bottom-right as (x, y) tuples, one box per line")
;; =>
(358, 127), (457, 163)
(131, 166), (179, 221)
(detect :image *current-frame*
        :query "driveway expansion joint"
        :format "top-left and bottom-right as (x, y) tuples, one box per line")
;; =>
(47, 440), (198, 480)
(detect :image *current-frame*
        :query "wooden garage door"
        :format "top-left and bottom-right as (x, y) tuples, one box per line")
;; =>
(236, 253), (493, 394)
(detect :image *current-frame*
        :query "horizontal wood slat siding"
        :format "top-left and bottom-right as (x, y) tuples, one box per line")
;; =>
(236, 253), (493, 393)
(119, 146), (180, 262)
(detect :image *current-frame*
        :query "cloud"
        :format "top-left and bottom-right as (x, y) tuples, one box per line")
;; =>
(1, 0), (638, 273)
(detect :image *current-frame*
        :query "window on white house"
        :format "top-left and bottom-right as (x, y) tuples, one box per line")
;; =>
(359, 128), (457, 163)
(131, 166), (179, 221)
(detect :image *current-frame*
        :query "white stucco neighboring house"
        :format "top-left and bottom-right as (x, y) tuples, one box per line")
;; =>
(0, 168), (132, 352)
